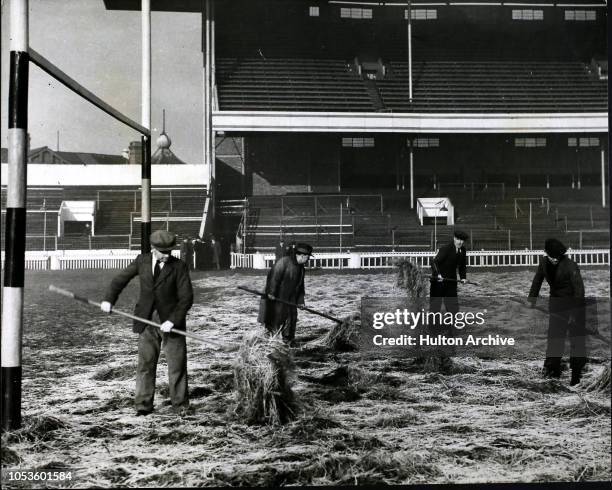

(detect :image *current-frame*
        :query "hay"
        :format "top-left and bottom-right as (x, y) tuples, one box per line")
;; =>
(586, 365), (610, 392)
(395, 258), (429, 299)
(323, 314), (361, 351)
(3, 415), (68, 443)
(233, 331), (297, 425)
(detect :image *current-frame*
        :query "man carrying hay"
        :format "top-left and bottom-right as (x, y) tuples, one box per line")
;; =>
(258, 242), (313, 345)
(101, 230), (194, 416)
(528, 238), (587, 386)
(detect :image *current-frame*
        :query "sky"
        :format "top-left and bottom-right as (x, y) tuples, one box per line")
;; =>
(1, 0), (203, 164)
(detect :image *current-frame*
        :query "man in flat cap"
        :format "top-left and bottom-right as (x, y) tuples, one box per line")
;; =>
(258, 242), (313, 345)
(101, 230), (194, 416)
(528, 238), (587, 385)
(427, 230), (469, 360)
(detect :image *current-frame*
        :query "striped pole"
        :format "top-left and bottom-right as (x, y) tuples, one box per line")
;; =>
(141, 0), (151, 252)
(141, 135), (151, 252)
(2, 0), (28, 431)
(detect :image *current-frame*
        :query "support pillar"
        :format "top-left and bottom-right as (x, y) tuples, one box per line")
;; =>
(602, 148), (606, 208)
(2, 0), (28, 431)
(141, 0), (151, 252)
(410, 145), (414, 209)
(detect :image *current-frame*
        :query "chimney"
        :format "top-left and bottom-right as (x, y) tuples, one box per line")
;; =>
(128, 140), (143, 165)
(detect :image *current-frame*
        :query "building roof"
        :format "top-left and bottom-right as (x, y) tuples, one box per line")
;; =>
(1, 146), (127, 165)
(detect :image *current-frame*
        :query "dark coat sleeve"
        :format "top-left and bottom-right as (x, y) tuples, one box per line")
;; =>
(528, 257), (546, 298)
(568, 262), (585, 299)
(431, 245), (449, 277)
(458, 247), (467, 280)
(296, 268), (305, 305)
(267, 258), (287, 296)
(104, 255), (141, 305)
(167, 259), (194, 327)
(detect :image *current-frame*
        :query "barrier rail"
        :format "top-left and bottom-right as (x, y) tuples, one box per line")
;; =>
(230, 249), (610, 270)
(1, 249), (608, 271)
(1, 250), (180, 271)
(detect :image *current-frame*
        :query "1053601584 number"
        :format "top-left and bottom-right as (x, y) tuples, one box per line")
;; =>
(2, 470), (74, 483)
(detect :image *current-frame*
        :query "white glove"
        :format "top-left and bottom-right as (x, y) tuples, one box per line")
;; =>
(160, 320), (174, 333)
(437, 274), (444, 283)
(100, 301), (112, 313)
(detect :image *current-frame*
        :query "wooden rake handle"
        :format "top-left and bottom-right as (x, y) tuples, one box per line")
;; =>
(48, 285), (225, 348)
(238, 285), (344, 324)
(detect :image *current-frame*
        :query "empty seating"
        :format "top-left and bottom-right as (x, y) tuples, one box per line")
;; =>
(216, 58), (374, 112)
(378, 60), (607, 113)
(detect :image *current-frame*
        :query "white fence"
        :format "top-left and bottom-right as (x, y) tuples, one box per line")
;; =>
(1, 250), (180, 271)
(231, 249), (610, 270)
(1, 249), (608, 271)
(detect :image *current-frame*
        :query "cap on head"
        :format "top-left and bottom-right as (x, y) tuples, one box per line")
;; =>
(544, 238), (567, 259)
(150, 230), (176, 252)
(295, 243), (314, 256)
(453, 230), (469, 241)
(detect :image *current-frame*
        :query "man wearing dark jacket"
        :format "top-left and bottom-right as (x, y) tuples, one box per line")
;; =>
(101, 230), (194, 415)
(258, 243), (313, 344)
(429, 229), (469, 337)
(529, 238), (586, 385)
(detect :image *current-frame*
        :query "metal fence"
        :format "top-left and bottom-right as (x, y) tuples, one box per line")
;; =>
(231, 248), (610, 270)
(2, 248), (608, 271)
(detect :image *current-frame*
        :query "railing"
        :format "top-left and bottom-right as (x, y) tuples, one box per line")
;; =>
(230, 248), (610, 270)
(565, 229), (610, 249)
(2, 249), (608, 272)
(96, 187), (207, 212)
(438, 182), (506, 201)
(1, 250), (181, 271)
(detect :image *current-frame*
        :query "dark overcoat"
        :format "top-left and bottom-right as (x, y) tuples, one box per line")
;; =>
(104, 253), (194, 333)
(257, 256), (305, 327)
(431, 242), (467, 281)
(529, 255), (585, 311)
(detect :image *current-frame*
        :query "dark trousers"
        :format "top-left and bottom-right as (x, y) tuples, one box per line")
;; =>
(429, 282), (459, 336)
(544, 307), (587, 378)
(265, 307), (297, 342)
(135, 323), (189, 412)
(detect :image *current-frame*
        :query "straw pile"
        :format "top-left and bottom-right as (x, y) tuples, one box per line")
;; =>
(586, 365), (611, 392)
(395, 258), (430, 299)
(395, 257), (455, 372)
(324, 314), (361, 351)
(233, 331), (297, 425)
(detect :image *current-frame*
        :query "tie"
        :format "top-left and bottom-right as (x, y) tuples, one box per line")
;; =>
(153, 260), (161, 281)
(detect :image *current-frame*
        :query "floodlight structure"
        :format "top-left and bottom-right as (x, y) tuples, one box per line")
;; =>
(1, 0), (152, 430)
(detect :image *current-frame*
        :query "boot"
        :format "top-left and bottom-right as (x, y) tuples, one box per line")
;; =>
(570, 370), (582, 386)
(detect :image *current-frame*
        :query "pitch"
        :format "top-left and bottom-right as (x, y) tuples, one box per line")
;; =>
(1, 268), (610, 487)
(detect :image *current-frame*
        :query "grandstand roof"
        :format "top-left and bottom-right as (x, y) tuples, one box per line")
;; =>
(104, 0), (608, 10)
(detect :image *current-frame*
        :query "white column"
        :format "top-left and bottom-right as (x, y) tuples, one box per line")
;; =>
(601, 148), (606, 208)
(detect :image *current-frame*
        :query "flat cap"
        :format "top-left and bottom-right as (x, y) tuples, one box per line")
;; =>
(150, 230), (176, 251)
(453, 229), (469, 241)
(544, 238), (567, 259)
(295, 243), (314, 256)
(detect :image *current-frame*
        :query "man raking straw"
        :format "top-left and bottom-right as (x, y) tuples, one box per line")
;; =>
(100, 230), (194, 416)
(528, 238), (587, 386)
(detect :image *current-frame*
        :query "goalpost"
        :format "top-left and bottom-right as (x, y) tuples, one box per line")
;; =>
(1, 0), (152, 430)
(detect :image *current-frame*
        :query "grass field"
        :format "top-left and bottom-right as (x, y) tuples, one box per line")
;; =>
(1, 267), (610, 487)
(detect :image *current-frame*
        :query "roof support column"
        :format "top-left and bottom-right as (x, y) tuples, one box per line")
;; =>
(141, 0), (151, 252)
(204, 0), (215, 219)
(601, 147), (606, 208)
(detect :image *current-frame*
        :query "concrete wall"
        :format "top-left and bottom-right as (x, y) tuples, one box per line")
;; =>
(0, 164), (209, 187)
